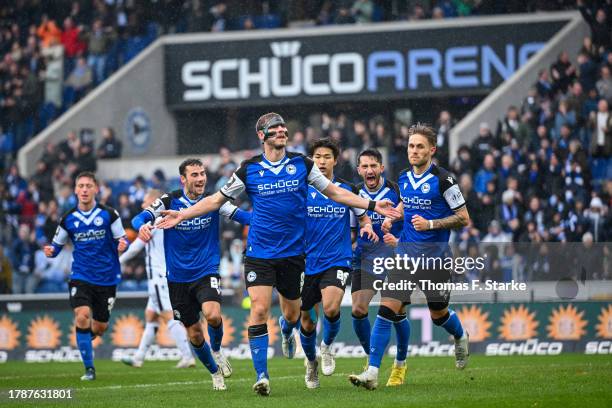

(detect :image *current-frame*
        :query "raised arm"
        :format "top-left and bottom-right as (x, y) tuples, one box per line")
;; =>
(156, 191), (229, 229)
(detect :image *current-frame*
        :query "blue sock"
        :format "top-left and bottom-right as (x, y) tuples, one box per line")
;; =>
(322, 313), (341, 346)
(368, 308), (394, 368)
(393, 314), (410, 362)
(76, 327), (94, 369)
(299, 326), (317, 362)
(207, 320), (223, 352)
(279, 315), (299, 338)
(437, 309), (464, 340)
(352, 313), (371, 354)
(190, 340), (218, 374)
(248, 324), (269, 380)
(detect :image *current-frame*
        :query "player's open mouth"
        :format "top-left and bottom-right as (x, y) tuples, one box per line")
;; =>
(366, 175), (376, 182)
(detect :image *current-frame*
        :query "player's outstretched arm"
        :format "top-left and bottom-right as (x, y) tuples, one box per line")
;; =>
(322, 182), (401, 219)
(119, 238), (145, 264)
(157, 191), (228, 229)
(382, 202), (404, 233)
(219, 202), (251, 225)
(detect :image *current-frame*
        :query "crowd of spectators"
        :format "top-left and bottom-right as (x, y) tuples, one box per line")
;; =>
(0, 1), (610, 294)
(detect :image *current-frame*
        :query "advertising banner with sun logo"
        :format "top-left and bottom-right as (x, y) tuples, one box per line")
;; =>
(26, 315), (62, 349)
(111, 314), (144, 347)
(595, 305), (612, 339)
(198, 314), (236, 347)
(456, 305), (492, 342)
(498, 305), (539, 341)
(241, 315), (280, 345)
(547, 304), (588, 341)
(2, 300), (612, 361)
(0, 315), (20, 350)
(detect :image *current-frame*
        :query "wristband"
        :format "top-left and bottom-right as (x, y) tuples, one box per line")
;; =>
(428, 220), (434, 230)
(368, 200), (376, 212)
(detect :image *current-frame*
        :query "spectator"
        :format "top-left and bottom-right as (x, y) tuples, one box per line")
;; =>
(36, 15), (62, 48)
(482, 220), (512, 243)
(0, 245), (12, 294)
(588, 99), (612, 157)
(596, 66), (612, 104)
(585, 196), (608, 242)
(65, 56), (93, 104)
(351, 0), (374, 23)
(578, 2), (611, 55)
(84, 19), (116, 84)
(474, 153), (496, 194)
(96, 127), (122, 159)
(471, 122), (497, 164)
(11, 224), (38, 293)
(551, 51), (576, 95)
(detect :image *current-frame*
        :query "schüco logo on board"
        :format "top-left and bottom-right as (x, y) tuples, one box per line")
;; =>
(498, 305), (539, 341)
(0, 315), (20, 350)
(27, 315), (62, 349)
(456, 305), (491, 342)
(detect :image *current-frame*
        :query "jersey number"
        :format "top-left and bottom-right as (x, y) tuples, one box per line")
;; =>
(337, 271), (349, 286)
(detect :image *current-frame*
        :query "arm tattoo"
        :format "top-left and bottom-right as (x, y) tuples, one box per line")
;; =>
(432, 211), (468, 230)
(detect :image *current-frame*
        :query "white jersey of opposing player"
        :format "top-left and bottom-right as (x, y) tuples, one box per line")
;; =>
(120, 220), (166, 287)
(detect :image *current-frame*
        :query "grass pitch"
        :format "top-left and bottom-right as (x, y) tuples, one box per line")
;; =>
(0, 354), (610, 407)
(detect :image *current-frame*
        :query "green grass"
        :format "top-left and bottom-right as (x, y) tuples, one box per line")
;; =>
(0, 355), (610, 407)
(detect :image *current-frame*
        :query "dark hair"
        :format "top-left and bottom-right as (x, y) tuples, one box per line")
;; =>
(179, 158), (204, 176)
(75, 171), (97, 185)
(308, 138), (340, 159)
(408, 123), (436, 147)
(357, 148), (383, 165)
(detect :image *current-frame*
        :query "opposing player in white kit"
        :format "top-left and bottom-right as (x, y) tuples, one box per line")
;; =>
(120, 189), (195, 368)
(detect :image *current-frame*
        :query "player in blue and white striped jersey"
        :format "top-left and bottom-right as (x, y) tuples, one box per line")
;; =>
(44, 172), (128, 381)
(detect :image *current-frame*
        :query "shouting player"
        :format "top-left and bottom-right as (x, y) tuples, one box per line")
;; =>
(300, 138), (378, 389)
(44, 172), (128, 381)
(350, 124), (470, 390)
(120, 189), (195, 369)
(131, 159), (251, 391)
(157, 113), (399, 396)
(351, 148), (410, 386)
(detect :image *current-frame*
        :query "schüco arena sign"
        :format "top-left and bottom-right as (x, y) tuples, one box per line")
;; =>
(164, 18), (567, 109)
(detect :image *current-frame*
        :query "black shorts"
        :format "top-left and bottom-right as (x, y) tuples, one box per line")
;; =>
(301, 267), (350, 311)
(351, 269), (384, 294)
(381, 268), (451, 311)
(69, 280), (117, 323)
(244, 255), (305, 300)
(168, 275), (222, 327)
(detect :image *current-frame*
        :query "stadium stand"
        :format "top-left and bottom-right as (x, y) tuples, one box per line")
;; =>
(0, 1), (609, 294)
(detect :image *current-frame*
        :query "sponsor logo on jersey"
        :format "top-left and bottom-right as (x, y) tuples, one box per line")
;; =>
(259, 170), (265, 177)
(74, 229), (106, 242)
(402, 196), (432, 206)
(307, 205), (347, 215)
(256, 179), (300, 192)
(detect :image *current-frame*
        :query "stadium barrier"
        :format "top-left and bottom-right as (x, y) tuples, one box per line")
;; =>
(1, 298), (610, 363)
